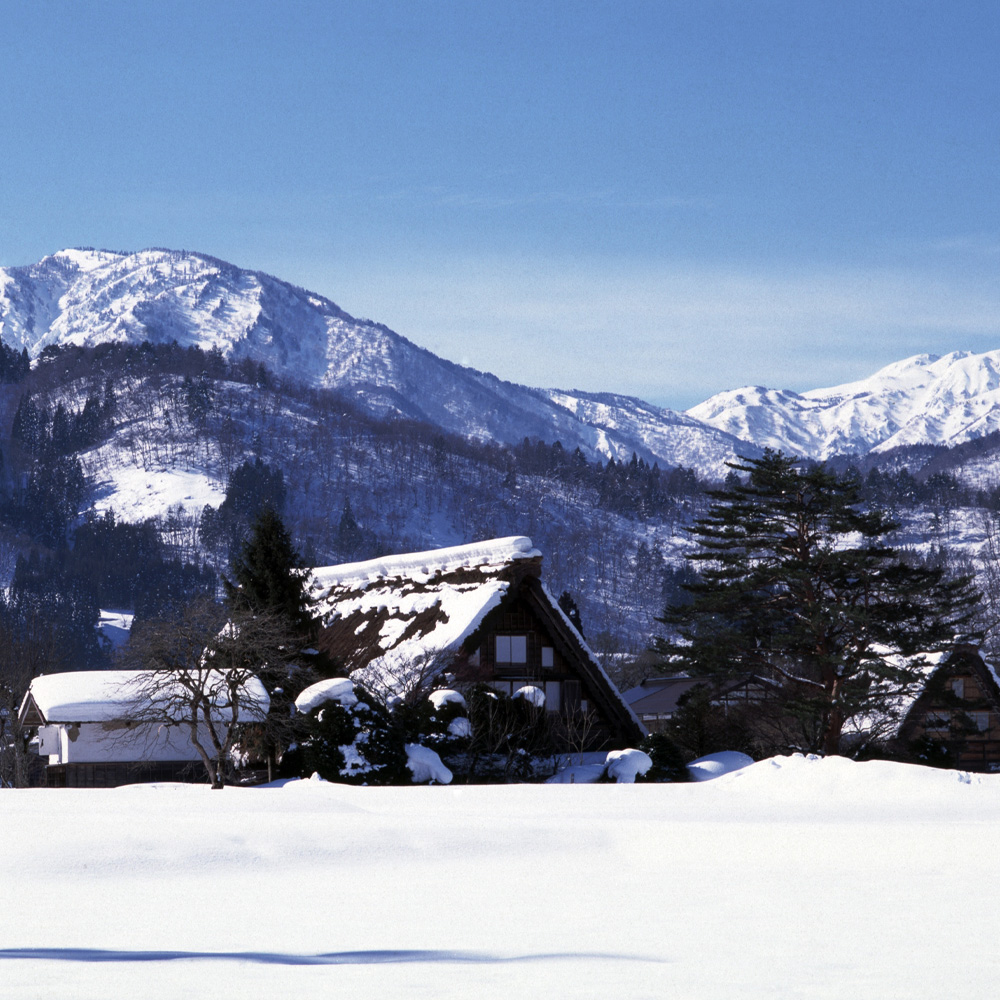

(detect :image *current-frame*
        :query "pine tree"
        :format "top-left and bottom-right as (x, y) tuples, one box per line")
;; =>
(223, 507), (327, 781)
(223, 506), (313, 636)
(558, 590), (585, 638)
(656, 451), (981, 756)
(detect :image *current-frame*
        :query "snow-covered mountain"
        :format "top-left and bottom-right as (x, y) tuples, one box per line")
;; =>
(5, 248), (999, 472)
(688, 350), (1000, 460)
(0, 248), (748, 477)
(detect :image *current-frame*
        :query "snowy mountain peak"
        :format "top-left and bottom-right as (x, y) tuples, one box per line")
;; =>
(692, 348), (1000, 459)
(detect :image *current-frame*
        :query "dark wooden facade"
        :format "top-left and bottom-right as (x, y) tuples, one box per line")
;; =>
(456, 576), (642, 747)
(45, 760), (206, 788)
(898, 646), (1000, 772)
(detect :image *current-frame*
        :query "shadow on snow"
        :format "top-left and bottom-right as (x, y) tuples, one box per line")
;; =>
(0, 948), (664, 966)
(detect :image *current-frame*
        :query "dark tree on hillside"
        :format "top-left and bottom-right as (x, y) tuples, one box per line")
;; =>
(336, 498), (365, 560)
(656, 451), (981, 756)
(224, 507), (313, 635)
(223, 507), (331, 779)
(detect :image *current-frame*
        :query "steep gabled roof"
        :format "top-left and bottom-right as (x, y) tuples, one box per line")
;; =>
(897, 646), (1000, 742)
(309, 537), (542, 690)
(623, 676), (705, 716)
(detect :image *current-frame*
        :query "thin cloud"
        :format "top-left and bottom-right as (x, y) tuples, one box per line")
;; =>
(313, 254), (1000, 410)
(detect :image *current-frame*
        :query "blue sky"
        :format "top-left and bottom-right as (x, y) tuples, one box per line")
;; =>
(1, 1), (997, 409)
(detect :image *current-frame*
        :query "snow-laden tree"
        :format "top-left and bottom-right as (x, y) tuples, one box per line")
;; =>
(656, 451), (981, 756)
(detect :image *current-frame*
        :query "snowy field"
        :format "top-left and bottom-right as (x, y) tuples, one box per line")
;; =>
(3, 755), (1000, 999)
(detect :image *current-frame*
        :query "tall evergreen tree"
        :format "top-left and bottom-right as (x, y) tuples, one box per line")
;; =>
(656, 451), (981, 755)
(223, 507), (331, 780)
(223, 506), (313, 636)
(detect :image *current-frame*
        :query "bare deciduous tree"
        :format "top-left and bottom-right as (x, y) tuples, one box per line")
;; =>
(122, 599), (295, 788)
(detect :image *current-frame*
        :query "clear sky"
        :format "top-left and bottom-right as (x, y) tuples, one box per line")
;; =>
(1, 0), (997, 409)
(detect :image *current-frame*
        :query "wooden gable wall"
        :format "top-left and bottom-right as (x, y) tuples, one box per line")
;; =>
(899, 647), (1000, 772)
(456, 577), (642, 747)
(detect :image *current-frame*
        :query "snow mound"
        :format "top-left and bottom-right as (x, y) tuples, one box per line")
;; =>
(404, 744), (453, 784)
(295, 678), (358, 714)
(429, 689), (466, 710)
(513, 685), (545, 708)
(687, 751), (755, 782)
(605, 748), (652, 783)
(447, 717), (473, 738)
(546, 763), (606, 784)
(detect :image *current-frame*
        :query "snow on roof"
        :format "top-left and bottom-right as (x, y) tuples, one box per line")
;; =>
(309, 538), (541, 697)
(24, 670), (269, 724)
(309, 536), (541, 591)
(539, 582), (645, 736)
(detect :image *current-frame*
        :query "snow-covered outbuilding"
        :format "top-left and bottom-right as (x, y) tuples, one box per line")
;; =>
(18, 670), (269, 788)
(309, 536), (643, 748)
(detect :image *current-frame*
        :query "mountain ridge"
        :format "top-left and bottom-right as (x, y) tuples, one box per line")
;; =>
(0, 247), (752, 478)
(3, 247), (998, 474)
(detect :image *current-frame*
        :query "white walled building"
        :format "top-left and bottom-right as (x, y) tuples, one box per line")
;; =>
(19, 670), (269, 787)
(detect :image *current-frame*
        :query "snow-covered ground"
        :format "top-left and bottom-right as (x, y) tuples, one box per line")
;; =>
(3, 754), (999, 999)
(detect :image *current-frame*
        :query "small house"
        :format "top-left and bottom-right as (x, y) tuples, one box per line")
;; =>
(623, 674), (776, 733)
(895, 646), (1000, 771)
(18, 669), (269, 788)
(309, 536), (643, 749)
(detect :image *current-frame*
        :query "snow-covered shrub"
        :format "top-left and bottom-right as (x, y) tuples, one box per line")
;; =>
(428, 689), (466, 711)
(604, 748), (653, 783)
(288, 682), (410, 785)
(512, 685), (545, 708)
(404, 743), (453, 784)
(294, 677), (358, 714)
(447, 716), (472, 738)
(415, 685), (475, 763)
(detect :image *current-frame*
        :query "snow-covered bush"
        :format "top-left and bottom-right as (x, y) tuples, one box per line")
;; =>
(640, 732), (692, 782)
(604, 748), (653, 783)
(428, 689), (466, 711)
(512, 685), (545, 708)
(287, 681), (410, 785)
(404, 743), (453, 784)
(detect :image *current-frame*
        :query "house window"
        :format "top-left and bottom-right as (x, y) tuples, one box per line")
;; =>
(924, 712), (950, 735)
(496, 635), (527, 665)
(541, 646), (554, 668)
(951, 678), (965, 699)
(970, 712), (990, 733)
(544, 680), (561, 711)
